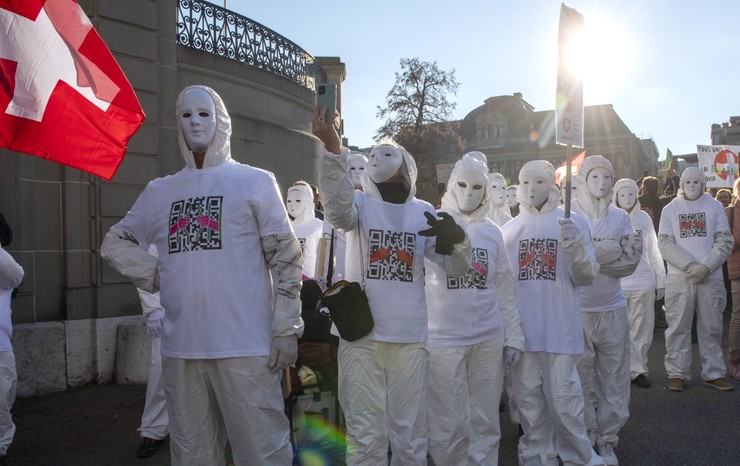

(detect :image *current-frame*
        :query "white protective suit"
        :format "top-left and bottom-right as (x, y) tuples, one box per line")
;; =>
(319, 141), (471, 466)
(572, 155), (640, 453)
(0, 247), (22, 456)
(425, 153), (524, 466)
(137, 287), (168, 441)
(612, 179), (666, 381)
(101, 85), (303, 464)
(488, 172), (513, 227)
(658, 167), (733, 382)
(287, 183), (323, 279)
(501, 160), (603, 466)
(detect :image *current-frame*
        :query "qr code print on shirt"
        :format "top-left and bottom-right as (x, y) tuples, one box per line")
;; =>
(448, 247), (488, 290)
(168, 196), (223, 253)
(518, 238), (557, 281)
(679, 212), (707, 238)
(298, 237), (306, 252)
(367, 229), (415, 282)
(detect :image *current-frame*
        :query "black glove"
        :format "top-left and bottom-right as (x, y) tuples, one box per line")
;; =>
(418, 211), (465, 255)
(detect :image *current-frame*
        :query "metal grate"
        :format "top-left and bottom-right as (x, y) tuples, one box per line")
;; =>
(176, 0), (326, 90)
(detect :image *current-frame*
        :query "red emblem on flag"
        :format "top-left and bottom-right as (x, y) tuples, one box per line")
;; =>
(0, 0), (145, 180)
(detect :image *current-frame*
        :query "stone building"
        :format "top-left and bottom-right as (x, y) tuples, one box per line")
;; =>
(712, 116), (740, 145)
(455, 93), (659, 184)
(0, 0), (344, 395)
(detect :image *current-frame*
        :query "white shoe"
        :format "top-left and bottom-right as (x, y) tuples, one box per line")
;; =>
(597, 443), (618, 466)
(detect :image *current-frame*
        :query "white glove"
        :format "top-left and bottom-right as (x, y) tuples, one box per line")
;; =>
(685, 263), (710, 283)
(505, 347), (522, 371)
(268, 335), (298, 372)
(146, 309), (164, 337)
(558, 218), (583, 252)
(593, 238), (623, 264)
(655, 288), (665, 301)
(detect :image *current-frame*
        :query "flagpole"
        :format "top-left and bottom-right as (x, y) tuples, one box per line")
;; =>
(564, 144), (573, 218)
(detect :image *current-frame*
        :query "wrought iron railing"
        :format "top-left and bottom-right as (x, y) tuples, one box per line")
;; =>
(176, 0), (326, 90)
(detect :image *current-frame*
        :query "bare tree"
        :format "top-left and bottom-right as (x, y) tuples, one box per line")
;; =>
(375, 58), (460, 140)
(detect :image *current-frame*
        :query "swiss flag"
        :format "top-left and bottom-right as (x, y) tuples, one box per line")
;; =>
(555, 150), (586, 185)
(0, 0), (145, 180)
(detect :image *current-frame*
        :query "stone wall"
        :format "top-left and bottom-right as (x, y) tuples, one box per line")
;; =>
(0, 0), (337, 395)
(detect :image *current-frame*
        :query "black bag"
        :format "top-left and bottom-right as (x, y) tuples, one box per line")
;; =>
(318, 280), (374, 342)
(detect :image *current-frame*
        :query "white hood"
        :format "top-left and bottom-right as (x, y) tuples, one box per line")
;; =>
(361, 142), (418, 203)
(574, 155), (613, 218)
(176, 85), (232, 169)
(440, 152), (490, 224)
(611, 178), (642, 213)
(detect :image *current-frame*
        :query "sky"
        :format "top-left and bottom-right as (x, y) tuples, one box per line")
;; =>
(225, 0), (739, 159)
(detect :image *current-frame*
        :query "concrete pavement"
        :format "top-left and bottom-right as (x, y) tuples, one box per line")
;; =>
(2, 313), (740, 465)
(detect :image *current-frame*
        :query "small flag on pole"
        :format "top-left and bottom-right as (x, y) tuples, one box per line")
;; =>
(664, 148), (674, 170)
(0, 0), (145, 180)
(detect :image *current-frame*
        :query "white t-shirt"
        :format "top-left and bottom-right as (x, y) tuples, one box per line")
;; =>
(0, 248), (23, 352)
(501, 207), (588, 354)
(292, 217), (323, 280)
(621, 209), (666, 292)
(343, 192), (442, 343)
(426, 220), (506, 347)
(572, 204), (632, 312)
(659, 193), (730, 280)
(116, 161), (294, 359)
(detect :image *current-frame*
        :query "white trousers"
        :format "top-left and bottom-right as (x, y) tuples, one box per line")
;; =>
(427, 336), (504, 466)
(138, 336), (168, 440)
(624, 290), (655, 379)
(338, 338), (428, 466)
(576, 309), (630, 447)
(664, 275), (727, 381)
(511, 352), (602, 466)
(0, 351), (16, 455)
(162, 356), (292, 466)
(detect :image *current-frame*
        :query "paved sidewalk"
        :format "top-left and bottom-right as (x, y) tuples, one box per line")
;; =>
(2, 314), (740, 465)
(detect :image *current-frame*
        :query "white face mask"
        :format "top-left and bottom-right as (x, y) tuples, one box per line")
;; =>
(350, 157), (367, 189)
(286, 188), (313, 219)
(617, 187), (637, 211)
(506, 188), (519, 208)
(683, 179), (703, 200)
(368, 146), (403, 183)
(454, 170), (486, 214)
(489, 177), (507, 207)
(519, 173), (550, 208)
(179, 88), (217, 152)
(585, 167), (613, 199)
(560, 184), (578, 203)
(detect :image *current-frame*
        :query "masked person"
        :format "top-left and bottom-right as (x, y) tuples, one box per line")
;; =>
(611, 179), (666, 390)
(560, 180), (579, 206)
(425, 152), (524, 465)
(506, 185), (519, 217)
(501, 160), (603, 466)
(101, 85), (303, 464)
(287, 183), (323, 280)
(313, 108), (471, 465)
(658, 167), (734, 392)
(488, 171), (513, 227)
(572, 155), (641, 466)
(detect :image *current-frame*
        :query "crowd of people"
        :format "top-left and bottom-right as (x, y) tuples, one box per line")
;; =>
(3, 85), (736, 465)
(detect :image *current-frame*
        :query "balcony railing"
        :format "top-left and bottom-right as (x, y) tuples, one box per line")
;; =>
(176, 0), (326, 90)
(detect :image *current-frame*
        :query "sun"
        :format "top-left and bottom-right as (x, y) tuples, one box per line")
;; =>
(562, 14), (634, 103)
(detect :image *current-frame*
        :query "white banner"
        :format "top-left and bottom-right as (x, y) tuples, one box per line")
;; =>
(555, 4), (584, 148)
(696, 145), (740, 188)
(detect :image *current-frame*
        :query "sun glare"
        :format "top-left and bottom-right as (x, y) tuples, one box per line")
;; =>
(563, 15), (633, 102)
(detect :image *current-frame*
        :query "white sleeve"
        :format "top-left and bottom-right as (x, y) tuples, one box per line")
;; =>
(319, 147), (358, 232)
(0, 247), (23, 290)
(495, 245), (524, 352)
(137, 288), (163, 316)
(644, 223), (666, 289)
(101, 225), (159, 293)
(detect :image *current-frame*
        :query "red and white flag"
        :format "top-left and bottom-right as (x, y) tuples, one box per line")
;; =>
(0, 0), (145, 180)
(555, 150), (586, 185)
